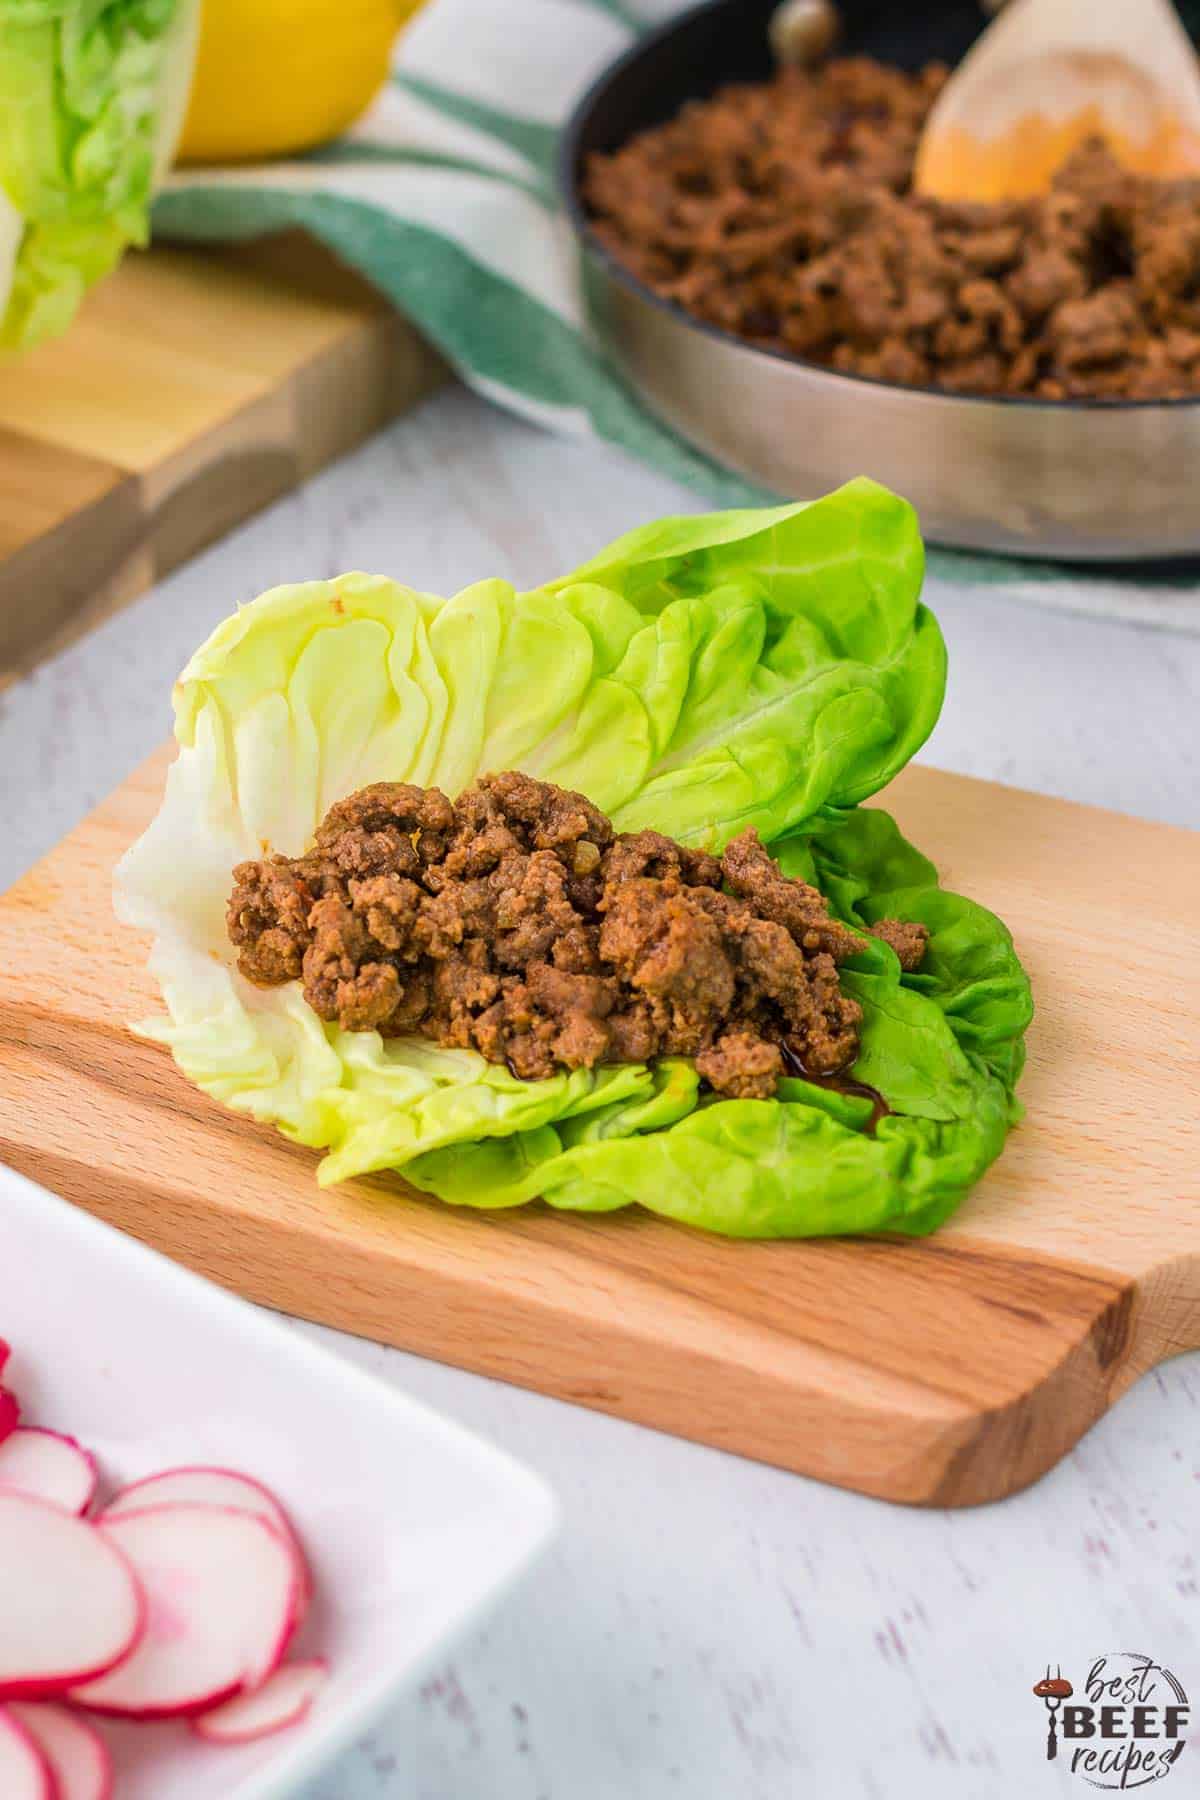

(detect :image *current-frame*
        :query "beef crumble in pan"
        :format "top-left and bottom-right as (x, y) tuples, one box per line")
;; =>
(582, 57), (1200, 401)
(227, 772), (927, 1102)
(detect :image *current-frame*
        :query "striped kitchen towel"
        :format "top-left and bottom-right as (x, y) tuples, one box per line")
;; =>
(153, 0), (1200, 633)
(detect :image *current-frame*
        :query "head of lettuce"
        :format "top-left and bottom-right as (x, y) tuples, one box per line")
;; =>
(0, 0), (199, 350)
(116, 479), (1033, 1239)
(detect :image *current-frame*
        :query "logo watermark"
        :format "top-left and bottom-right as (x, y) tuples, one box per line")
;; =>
(1032, 1655), (1189, 1787)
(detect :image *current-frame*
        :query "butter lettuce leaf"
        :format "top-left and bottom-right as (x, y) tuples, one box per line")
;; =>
(551, 475), (946, 841)
(0, 0), (198, 348)
(116, 480), (1028, 1238)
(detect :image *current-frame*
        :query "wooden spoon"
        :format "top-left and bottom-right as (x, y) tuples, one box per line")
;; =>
(913, 0), (1200, 201)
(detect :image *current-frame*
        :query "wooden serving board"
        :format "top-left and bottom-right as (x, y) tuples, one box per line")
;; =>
(0, 233), (445, 685)
(0, 753), (1196, 1507)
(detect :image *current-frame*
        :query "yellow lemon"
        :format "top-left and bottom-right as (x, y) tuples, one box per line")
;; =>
(177, 0), (427, 165)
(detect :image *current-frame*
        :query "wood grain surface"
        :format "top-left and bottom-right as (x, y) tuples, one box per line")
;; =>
(0, 234), (445, 685)
(0, 751), (1196, 1507)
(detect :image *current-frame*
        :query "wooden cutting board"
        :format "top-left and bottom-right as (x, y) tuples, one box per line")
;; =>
(0, 233), (445, 686)
(0, 752), (1196, 1507)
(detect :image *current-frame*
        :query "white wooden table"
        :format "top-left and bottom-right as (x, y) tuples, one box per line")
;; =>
(3, 387), (1198, 1800)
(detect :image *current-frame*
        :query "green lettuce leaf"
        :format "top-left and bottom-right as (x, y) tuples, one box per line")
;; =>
(551, 475), (947, 838)
(116, 481), (1028, 1238)
(0, 0), (198, 349)
(799, 805), (1034, 1095)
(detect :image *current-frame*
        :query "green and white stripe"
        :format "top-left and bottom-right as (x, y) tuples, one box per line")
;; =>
(154, 0), (1200, 631)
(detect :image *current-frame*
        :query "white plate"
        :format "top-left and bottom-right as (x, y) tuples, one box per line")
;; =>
(0, 1163), (557, 1798)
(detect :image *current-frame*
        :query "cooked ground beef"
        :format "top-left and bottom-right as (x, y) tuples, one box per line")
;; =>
(583, 56), (1200, 400)
(868, 916), (930, 972)
(227, 772), (927, 1100)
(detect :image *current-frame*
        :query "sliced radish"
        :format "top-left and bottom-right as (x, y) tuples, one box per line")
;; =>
(191, 1658), (328, 1745)
(7, 1703), (112, 1800)
(0, 1709), (53, 1799)
(0, 1431), (98, 1516)
(0, 1338), (10, 1376)
(102, 1468), (310, 1597)
(71, 1504), (302, 1719)
(0, 1492), (144, 1699)
(0, 1387), (19, 1447)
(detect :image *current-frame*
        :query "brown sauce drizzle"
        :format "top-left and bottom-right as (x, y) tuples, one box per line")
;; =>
(780, 1043), (890, 1135)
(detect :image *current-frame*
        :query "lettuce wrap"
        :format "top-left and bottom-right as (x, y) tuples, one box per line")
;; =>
(116, 478), (1031, 1238)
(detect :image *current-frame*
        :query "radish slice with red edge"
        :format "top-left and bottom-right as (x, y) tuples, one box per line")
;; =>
(0, 1338), (10, 1376)
(7, 1703), (112, 1800)
(191, 1657), (328, 1745)
(71, 1503), (303, 1719)
(0, 1709), (54, 1799)
(102, 1467), (310, 1598)
(0, 1430), (98, 1516)
(0, 1492), (144, 1699)
(0, 1387), (19, 1447)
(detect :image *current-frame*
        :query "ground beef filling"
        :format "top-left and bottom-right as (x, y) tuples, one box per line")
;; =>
(227, 773), (927, 1100)
(583, 56), (1200, 401)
